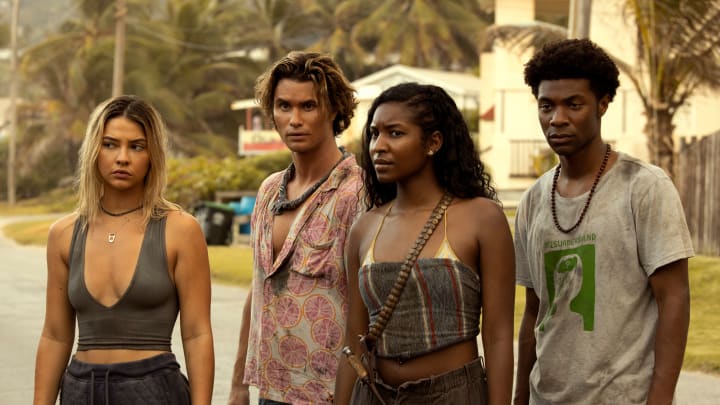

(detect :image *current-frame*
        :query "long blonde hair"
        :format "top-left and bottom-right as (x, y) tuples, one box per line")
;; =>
(76, 95), (180, 226)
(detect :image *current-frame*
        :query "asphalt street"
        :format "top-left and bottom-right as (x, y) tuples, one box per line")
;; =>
(0, 215), (258, 404)
(1, 215), (718, 404)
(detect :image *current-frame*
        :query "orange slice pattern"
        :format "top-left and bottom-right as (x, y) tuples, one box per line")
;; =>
(265, 359), (291, 390)
(288, 271), (316, 296)
(309, 349), (338, 381)
(303, 294), (336, 322)
(279, 335), (309, 368)
(311, 318), (343, 350)
(274, 295), (302, 328)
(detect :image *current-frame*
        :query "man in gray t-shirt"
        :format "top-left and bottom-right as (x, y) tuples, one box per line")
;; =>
(514, 38), (694, 405)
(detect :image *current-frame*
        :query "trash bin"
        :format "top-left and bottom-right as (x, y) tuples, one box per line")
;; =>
(194, 201), (234, 245)
(228, 196), (256, 235)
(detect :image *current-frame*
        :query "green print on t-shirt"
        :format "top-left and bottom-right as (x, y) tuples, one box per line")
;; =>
(539, 243), (595, 332)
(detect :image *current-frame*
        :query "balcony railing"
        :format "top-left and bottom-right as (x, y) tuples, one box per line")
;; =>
(509, 140), (550, 178)
(509, 139), (616, 177)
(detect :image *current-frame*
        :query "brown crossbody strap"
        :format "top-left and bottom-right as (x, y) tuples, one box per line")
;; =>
(364, 191), (453, 344)
(339, 192), (453, 405)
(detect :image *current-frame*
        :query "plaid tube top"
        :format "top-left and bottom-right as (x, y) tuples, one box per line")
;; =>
(358, 258), (482, 360)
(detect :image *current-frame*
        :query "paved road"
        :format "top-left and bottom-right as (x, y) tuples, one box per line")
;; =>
(0, 215), (258, 404)
(1, 215), (719, 404)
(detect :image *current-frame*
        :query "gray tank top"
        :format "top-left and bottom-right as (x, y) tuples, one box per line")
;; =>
(67, 217), (179, 351)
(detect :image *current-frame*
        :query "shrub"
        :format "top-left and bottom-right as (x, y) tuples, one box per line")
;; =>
(166, 150), (292, 209)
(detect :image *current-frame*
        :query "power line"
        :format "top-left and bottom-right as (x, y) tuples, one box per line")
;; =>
(128, 20), (237, 53)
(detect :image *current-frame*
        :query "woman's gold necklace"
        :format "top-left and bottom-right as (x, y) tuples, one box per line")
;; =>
(100, 204), (142, 243)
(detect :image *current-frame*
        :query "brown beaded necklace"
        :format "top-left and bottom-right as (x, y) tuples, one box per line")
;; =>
(551, 143), (611, 234)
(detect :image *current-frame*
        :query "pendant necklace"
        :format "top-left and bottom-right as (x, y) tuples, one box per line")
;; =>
(551, 144), (611, 233)
(100, 203), (143, 243)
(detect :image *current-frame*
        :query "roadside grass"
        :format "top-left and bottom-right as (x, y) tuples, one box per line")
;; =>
(208, 245), (254, 285)
(1, 217), (60, 245)
(684, 256), (720, 373)
(512, 256), (720, 375)
(2, 215), (718, 375)
(0, 188), (76, 216)
(0, 217), (256, 286)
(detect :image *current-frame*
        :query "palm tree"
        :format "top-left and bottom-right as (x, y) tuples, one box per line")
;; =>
(301, 0), (376, 80)
(232, 0), (319, 62)
(19, 0), (117, 175)
(19, 0), (260, 165)
(623, 0), (720, 177)
(485, 0), (720, 178)
(351, 0), (492, 70)
(125, 0), (262, 154)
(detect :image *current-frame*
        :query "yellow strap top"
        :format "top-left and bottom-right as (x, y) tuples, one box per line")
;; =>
(362, 200), (459, 266)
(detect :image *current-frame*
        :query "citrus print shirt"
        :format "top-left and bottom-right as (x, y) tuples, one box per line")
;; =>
(243, 154), (363, 404)
(514, 152), (694, 405)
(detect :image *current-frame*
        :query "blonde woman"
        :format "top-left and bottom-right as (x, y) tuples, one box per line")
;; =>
(33, 95), (214, 404)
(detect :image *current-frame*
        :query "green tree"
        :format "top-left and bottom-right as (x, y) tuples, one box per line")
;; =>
(485, 0), (720, 178)
(19, 0), (259, 168)
(19, 0), (117, 179)
(351, 0), (492, 70)
(232, 0), (319, 62)
(623, 0), (720, 177)
(302, 0), (377, 80)
(125, 0), (261, 155)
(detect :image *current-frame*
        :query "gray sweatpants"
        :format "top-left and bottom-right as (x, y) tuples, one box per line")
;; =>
(60, 353), (190, 405)
(350, 356), (488, 405)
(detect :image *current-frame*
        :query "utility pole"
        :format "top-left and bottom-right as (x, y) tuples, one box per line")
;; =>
(112, 0), (127, 97)
(7, 0), (19, 205)
(568, 0), (593, 39)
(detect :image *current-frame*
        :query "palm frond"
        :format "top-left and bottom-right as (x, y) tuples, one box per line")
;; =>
(483, 21), (567, 52)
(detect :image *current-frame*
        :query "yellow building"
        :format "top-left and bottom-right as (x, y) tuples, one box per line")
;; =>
(481, 0), (720, 191)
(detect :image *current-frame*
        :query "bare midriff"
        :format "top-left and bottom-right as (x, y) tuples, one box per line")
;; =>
(75, 349), (169, 364)
(376, 339), (478, 387)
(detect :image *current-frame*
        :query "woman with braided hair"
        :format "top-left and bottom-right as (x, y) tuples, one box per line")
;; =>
(335, 83), (515, 404)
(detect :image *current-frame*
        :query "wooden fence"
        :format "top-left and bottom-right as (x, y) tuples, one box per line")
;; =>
(676, 132), (720, 256)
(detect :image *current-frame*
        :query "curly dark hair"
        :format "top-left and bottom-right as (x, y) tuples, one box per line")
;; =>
(361, 82), (497, 208)
(255, 51), (357, 136)
(524, 38), (620, 101)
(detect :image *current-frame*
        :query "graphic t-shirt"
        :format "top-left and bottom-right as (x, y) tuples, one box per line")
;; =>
(515, 152), (694, 404)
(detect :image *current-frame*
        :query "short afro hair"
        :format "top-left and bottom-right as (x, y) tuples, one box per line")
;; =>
(524, 38), (620, 102)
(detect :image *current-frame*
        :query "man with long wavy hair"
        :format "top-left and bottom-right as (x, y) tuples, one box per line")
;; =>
(228, 52), (363, 405)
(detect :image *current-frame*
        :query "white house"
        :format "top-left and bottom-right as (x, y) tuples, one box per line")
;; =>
(481, 0), (720, 191)
(347, 64), (482, 141)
